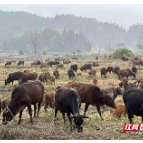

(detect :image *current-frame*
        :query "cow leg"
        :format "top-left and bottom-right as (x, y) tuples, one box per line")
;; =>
(27, 104), (33, 123)
(34, 104), (37, 117)
(44, 102), (48, 113)
(96, 105), (104, 120)
(67, 113), (72, 130)
(126, 108), (133, 123)
(37, 102), (42, 117)
(54, 107), (58, 123)
(84, 103), (89, 116)
(18, 109), (23, 124)
(62, 112), (66, 125)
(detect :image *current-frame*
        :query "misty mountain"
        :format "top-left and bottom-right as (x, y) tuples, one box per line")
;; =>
(0, 10), (143, 53)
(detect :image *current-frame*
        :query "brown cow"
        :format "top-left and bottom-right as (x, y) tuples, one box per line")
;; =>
(66, 81), (116, 120)
(63, 60), (71, 64)
(101, 87), (122, 100)
(133, 59), (143, 70)
(92, 63), (100, 67)
(43, 91), (55, 112)
(0, 99), (9, 115)
(110, 104), (127, 118)
(20, 72), (38, 83)
(67, 69), (75, 80)
(39, 72), (50, 84)
(40, 61), (49, 68)
(88, 69), (96, 76)
(56, 63), (64, 70)
(53, 70), (60, 79)
(93, 79), (98, 85)
(2, 81), (44, 124)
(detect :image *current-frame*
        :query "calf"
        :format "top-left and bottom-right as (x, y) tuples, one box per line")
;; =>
(67, 69), (75, 80)
(88, 69), (96, 76)
(43, 91), (55, 112)
(56, 64), (64, 70)
(110, 104), (127, 118)
(39, 72), (50, 84)
(55, 86), (88, 132)
(63, 60), (71, 64)
(2, 81), (44, 124)
(123, 88), (143, 123)
(66, 81), (116, 120)
(17, 61), (24, 66)
(48, 61), (60, 67)
(40, 62), (49, 68)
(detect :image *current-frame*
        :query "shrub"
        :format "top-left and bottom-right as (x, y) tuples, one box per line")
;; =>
(112, 48), (133, 59)
(19, 51), (24, 55)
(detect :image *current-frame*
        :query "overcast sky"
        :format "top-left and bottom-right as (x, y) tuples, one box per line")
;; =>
(0, 4), (143, 29)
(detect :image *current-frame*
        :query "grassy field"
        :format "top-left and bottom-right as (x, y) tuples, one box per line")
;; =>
(0, 59), (143, 140)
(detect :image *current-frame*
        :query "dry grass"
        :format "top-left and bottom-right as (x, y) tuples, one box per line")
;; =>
(0, 59), (143, 140)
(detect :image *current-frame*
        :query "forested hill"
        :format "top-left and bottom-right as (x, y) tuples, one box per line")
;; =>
(0, 10), (143, 53)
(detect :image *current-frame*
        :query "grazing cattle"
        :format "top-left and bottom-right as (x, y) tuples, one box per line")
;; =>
(67, 69), (75, 80)
(63, 60), (71, 64)
(92, 63), (100, 67)
(5, 61), (12, 67)
(40, 62), (49, 68)
(133, 60), (143, 69)
(0, 99), (9, 115)
(2, 81), (44, 124)
(36, 60), (41, 66)
(53, 70), (60, 79)
(100, 68), (107, 78)
(101, 87), (122, 100)
(20, 72), (38, 83)
(118, 69), (135, 79)
(66, 81), (116, 120)
(70, 64), (78, 72)
(48, 61), (60, 67)
(80, 64), (92, 72)
(17, 61), (24, 66)
(43, 91), (55, 112)
(88, 69), (96, 76)
(72, 57), (78, 60)
(77, 73), (81, 76)
(55, 86), (88, 132)
(121, 56), (128, 61)
(56, 63), (64, 70)
(132, 66), (137, 73)
(5, 71), (24, 86)
(93, 79), (98, 85)
(110, 104), (127, 118)
(39, 72), (50, 84)
(107, 66), (113, 74)
(31, 61), (41, 66)
(123, 88), (143, 123)
(113, 66), (120, 75)
(119, 80), (140, 91)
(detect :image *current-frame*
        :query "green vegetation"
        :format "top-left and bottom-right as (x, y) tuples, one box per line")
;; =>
(112, 48), (133, 59)
(43, 50), (47, 55)
(19, 51), (24, 55)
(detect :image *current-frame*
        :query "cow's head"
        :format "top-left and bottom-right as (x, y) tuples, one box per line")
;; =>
(103, 94), (116, 109)
(71, 114), (88, 132)
(2, 108), (13, 125)
(5, 79), (7, 86)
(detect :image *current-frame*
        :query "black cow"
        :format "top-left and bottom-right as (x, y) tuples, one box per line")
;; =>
(70, 64), (78, 72)
(67, 69), (75, 80)
(100, 68), (107, 78)
(127, 69), (136, 79)
(107, 66), (113, 74)
(48, 61), (60, 67)
(80, 64), (92, 72)
(5, 71), (24, 86)
(55, 86), (88, 132)
(121, 56), (129, 61)
(5, 61), (12, 67)
(123, 88), (143, 123)
(17, 61), (24, 66)
(132, 66), (137, 73)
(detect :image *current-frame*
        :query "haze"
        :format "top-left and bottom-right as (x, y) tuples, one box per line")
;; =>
(0, 4), (143, 29)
